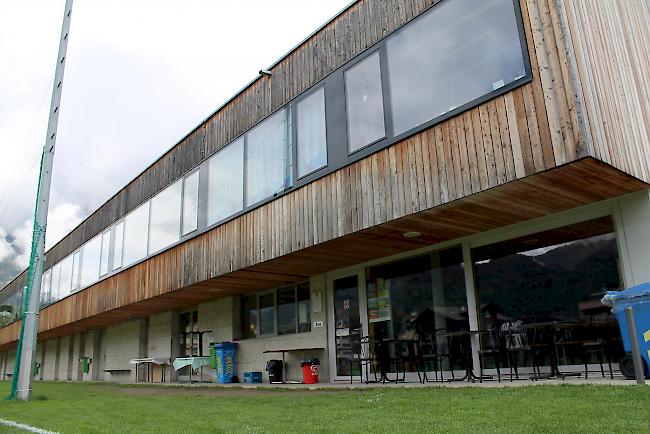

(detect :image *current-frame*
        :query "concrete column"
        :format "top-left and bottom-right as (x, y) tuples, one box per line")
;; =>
(39, 344), (46, 381)
(76, 332), (85, 381)
(0, 352), (5, 380)
(137, 318), (149, 381)
(615, 190), (650, 287)
(66, 336), (75, 380)
(91, 330), (102, 381)
(53, 337), (62, 381)
(170, 312), (180, 382)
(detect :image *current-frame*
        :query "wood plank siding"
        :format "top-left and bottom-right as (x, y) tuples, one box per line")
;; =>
(560, 0), (650, 182)
(0, 0), (648, 346)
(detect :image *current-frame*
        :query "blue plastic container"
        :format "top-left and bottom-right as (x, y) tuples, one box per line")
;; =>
(214, 342), (238, 384)
(603, 283), (650, 375)
(243, 371), (262, 384)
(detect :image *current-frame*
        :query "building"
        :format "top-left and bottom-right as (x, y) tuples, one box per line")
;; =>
(1, 0), (650, 384)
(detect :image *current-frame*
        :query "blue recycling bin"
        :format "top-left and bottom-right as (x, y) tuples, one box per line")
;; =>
(602, 283), (650, 378)
(213, 342), (238, 384)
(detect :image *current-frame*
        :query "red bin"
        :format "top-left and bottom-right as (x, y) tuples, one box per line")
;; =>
(301, 359), (320, 384)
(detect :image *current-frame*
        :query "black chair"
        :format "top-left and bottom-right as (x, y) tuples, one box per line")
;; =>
(416, 332), (443, 383)
(349, 335), (378, 384)
(580, 314), (614, 379)
(478, 327), (503, 382)
(501, 321), (541, 381)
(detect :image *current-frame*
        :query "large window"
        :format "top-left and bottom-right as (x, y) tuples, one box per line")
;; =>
(240, 283), (311, 339)
(112, 221), (124, 271)
(58, 254), (73, 299)
(149, 180), (182, 254)
(50, 262), (61, 302)
(245, 109), (292, 206)
(71, 250), (81, 292)
(386, 0), (526, 135)
(208, 138), (244, 224)
(123, 202), (150, 267)
(297, 87), (327, 177)
(80, 235), (101, 288)
(99, 230), (111, 277)
(345, 52), (386, 153)
(182, 170), (199, 235)
(40, 269), (51, 306)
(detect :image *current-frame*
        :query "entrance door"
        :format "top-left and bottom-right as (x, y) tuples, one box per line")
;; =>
(328, 274), (364, 380)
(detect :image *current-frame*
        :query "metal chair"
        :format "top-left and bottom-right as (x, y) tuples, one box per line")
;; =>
(349, 335), (378, 384)
(416, 332), (443, 383)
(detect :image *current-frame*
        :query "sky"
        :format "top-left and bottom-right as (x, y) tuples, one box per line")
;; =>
(0, 0), (351, 286)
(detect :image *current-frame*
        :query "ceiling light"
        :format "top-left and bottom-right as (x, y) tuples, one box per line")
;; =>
(402, 231), (421, 238)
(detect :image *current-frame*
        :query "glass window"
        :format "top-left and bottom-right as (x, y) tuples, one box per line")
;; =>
(99, 230), (111, 277)
(386, 0), (527, 135)
(245, 109), (292, 206)
(80, 235), (101, 288)
(259, 292), (275, 336)
(365, 247), (467, 373)
(241, 295), (257, 339)
(40, 269), (51, 306)
(123, 202), (150, 267)
(297, 282), (311, 333)
(71, 250), (81, 291)
(345, 52), (385, 152)
(149, 180), (182, 254)
(182, 171), (199, 235)
(112, 221), (124, 271)
(297, 87), (327, 177)
(58, 255), (73, 299)
(208, 138), (244, 224)
(277, 286), (296, 335)
(50, 262), (61, 302)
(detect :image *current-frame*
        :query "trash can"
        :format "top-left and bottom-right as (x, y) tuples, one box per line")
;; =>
(266, 359), (283, 383)
(80, 356), (91, 374)
(214, 342), (238, 384)
(602, 283), (650, 379)
(243, 371), (263, 384)
(301, 358), (320, 384)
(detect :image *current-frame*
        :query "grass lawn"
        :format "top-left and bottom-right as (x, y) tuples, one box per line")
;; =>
(0, 382), (648, 433)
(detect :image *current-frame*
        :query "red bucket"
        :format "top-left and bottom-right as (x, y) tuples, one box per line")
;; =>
(301, 362), (319, 384)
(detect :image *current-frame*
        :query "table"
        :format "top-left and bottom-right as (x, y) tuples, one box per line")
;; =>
(262, 347), (324, 384)
(374, 338), (419, 383)
(524, 321), (583, 380)
(129, 357), (170, 383)
(172, 356), (212, 383)
(437, 330), (491, 382)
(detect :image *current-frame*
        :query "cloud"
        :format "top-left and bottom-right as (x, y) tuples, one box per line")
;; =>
(1, 202), (86, 275)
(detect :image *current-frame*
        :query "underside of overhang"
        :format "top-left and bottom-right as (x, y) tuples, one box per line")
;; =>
(0, 157), (647, 350)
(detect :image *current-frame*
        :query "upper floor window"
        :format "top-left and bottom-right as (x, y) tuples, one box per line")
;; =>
(80, 234), (101, 288)
(149, 180), (182, 254)
(112, 221), (124, 271)
(99, 230), (111, 277)
(386, 0), (527, 135)
(58, 254), (73, 299)
(345, 52), (386, 153)
(182, 170), (200, 235)
(208, 138), (244, 225)
(123, 201), (150, 267)
(297, 87), (327, 177)
(245, 108), (292, 206)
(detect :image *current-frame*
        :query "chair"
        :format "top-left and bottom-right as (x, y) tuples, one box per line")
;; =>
(501, 321), (542, 381)
(580, 314), (614, 379)
(349, 336), (378, 384)
(478, 327), (503, 382)
(416, 332), (443, 383)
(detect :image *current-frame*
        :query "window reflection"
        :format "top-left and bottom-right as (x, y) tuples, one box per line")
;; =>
(208, 138), (244, 224)
(182, 171), (199, 235)
(80, 235), (101, 288)
(297, 87), (327, 177)
(112, 221), (124, 271)
(149, 180), (182, 254)
(345, 52), (385, 152)
(123, 202), (149, 267)
(386, 0), (526, 135)
(246, 109), (292, 206)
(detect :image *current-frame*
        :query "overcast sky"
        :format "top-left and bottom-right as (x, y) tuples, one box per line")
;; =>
(0, 0), (351, 285)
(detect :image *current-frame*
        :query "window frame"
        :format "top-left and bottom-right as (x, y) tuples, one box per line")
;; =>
(294, 84), (329, 180)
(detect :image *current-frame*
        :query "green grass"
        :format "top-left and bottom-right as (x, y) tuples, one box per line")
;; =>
(0, 382), (648, 433)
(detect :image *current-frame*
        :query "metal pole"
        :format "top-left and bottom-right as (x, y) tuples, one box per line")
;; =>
(624, 307), (645, 385)
(15, 0), (74, 401)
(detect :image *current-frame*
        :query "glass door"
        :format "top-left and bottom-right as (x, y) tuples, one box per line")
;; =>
(330, 275), (363, 378)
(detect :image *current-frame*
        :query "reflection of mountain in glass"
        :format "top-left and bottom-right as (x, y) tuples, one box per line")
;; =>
(475, 234), (620, 322)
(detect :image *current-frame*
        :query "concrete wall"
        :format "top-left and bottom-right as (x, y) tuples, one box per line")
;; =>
(41, 339), (58, 380)
(101, 320), (139, 383)
(616, 190), (650, 287)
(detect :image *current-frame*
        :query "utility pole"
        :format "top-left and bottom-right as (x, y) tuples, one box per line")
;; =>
(11, 0), (73, 401)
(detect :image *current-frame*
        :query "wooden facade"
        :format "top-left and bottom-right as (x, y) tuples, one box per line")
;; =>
(1, 0), (649, 348)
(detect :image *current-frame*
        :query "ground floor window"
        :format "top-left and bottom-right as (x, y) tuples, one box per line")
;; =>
(240, 282), (311, 339)
(472, 216), (624, 367)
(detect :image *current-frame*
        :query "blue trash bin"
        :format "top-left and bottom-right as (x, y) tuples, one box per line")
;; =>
(214, 342), (238, 384)
(602, 283), (650, 379)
